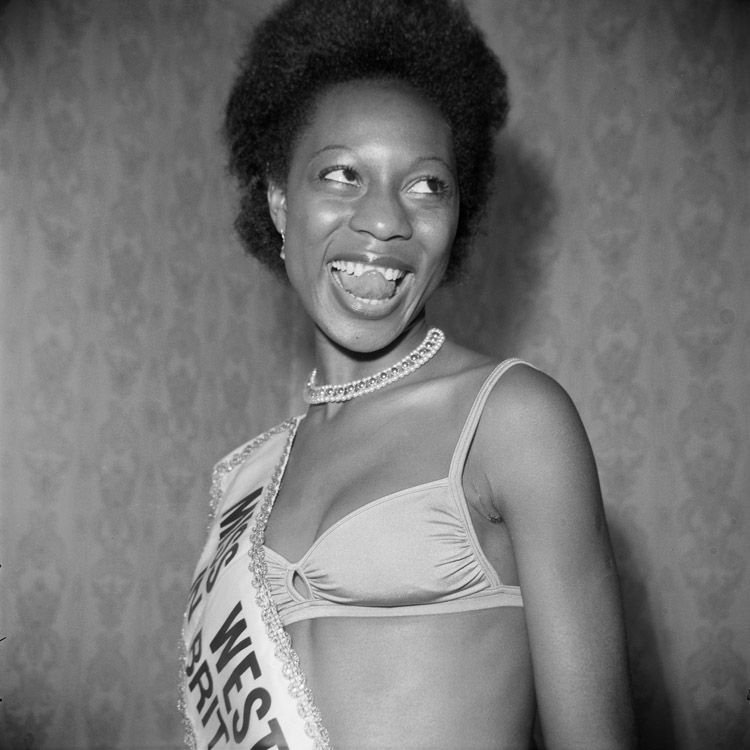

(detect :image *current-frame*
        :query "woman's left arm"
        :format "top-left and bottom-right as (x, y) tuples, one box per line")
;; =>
(481, 366), (637, 750)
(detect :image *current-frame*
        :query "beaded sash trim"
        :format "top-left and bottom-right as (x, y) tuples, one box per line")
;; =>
(179, 636), (195, 750)
(180, 419), (332, 750)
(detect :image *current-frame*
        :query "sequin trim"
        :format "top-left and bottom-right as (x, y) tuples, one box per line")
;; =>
(178, 631), (197, 750)
(179, 419), (332, 750)
(245, 419), (332, 750)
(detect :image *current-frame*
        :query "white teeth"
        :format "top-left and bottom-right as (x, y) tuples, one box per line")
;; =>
(330, 260), (406, 281)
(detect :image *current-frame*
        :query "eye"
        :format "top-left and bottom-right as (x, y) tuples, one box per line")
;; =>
(408, 176), (450, 196)
(320, 166), (359, 186)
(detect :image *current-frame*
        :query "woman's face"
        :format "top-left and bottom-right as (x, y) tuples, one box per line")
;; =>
(268, 80), (459, 353)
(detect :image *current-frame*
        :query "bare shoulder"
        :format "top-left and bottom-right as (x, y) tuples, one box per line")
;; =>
(481, 361), (583, 431)
(472, 361), (602, 522)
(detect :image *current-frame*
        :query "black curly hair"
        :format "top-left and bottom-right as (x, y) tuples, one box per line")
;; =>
(224, 0), (508, 282)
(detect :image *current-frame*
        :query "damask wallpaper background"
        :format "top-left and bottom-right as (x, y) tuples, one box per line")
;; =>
(0, 1), (747, 749)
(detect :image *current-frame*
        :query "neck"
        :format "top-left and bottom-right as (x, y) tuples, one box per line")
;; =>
(312, 317), (430, 387)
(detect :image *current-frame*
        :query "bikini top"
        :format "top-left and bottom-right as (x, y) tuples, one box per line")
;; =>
(264, 359), (527, 626)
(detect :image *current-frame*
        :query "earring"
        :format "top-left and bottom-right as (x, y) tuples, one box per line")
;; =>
(280, 231), (286, 260)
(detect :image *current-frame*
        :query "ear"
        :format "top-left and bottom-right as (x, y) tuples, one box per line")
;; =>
(267, 180), (287, 235)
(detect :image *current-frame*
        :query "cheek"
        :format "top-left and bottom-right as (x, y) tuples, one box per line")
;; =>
(290, 195), (349, 241)
(420, 212), (458, 264)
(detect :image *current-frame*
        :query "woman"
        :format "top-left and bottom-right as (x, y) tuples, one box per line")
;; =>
(181, 1), (636, 748)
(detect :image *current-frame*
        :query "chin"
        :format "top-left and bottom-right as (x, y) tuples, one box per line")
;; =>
(319, 316), (422, 356)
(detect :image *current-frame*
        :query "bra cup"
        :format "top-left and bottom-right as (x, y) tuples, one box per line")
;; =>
(266, 483), (493, 616)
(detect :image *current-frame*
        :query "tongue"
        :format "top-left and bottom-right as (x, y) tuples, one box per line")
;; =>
(338, 269), (395, 300)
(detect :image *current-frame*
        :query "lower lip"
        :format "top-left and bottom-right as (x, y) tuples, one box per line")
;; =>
(329, 270), (409, 319)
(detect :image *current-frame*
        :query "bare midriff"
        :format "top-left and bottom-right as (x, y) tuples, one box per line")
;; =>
(287, 607), (535, 750)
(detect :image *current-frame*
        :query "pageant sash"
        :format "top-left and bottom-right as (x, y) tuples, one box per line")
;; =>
(180, 419), (331, 750)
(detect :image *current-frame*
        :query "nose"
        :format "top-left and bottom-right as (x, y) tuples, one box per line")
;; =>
(349, 185), (412, 241)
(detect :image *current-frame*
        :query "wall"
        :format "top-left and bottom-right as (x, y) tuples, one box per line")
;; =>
(0, 1), (747, 748)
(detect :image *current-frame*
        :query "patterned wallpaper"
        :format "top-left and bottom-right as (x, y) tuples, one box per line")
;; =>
(0, 1), (747, 749)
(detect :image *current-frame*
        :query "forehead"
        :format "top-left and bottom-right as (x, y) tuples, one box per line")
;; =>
(293, 79), (455, 165)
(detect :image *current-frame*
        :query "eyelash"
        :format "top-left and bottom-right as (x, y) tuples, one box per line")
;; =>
(416, 175), (450, 195)
(319, 165), (358, 184)
(319, 167), (450, 196)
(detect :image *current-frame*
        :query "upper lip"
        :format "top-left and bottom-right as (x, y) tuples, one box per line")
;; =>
(328, 252), (413, 274)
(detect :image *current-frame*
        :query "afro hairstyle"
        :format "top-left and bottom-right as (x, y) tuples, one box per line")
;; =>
(224, 0), (509, 282)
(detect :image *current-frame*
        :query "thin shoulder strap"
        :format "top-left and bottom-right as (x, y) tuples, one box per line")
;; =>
(448, 358), (532, 480)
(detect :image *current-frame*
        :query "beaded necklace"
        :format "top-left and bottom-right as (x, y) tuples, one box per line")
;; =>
(303, 327), (445, 404)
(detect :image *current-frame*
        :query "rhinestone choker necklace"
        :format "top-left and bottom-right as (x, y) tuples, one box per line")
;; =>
(303, 327), (445, 404)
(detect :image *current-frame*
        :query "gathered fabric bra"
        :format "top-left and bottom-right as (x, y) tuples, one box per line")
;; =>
(265, 359), (527, 626)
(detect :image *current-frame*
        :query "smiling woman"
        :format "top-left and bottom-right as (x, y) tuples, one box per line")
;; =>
(180, 1), (636, 749)
(268, 81), (459, 352)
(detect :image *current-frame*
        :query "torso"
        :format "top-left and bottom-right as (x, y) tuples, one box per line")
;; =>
(264, 347), (536, 749)
(288, 610), (533, 750)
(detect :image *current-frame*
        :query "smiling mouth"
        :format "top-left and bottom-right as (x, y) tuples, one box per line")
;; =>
(329, 260), (408, 304)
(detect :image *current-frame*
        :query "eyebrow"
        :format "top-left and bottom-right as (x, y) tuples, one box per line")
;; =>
(311, 145), (455, 172)
(311, 145), (352, 157)
(412, 155), (454, 171)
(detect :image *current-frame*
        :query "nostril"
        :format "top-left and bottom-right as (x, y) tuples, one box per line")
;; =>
(350, 191), (412, 241)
